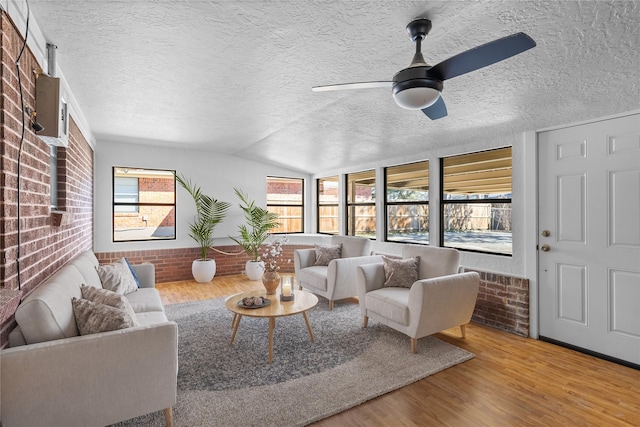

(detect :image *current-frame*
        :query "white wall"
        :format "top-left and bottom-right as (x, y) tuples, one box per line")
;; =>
(94, 140), (312, 252)
(93, 132), (539, 335)
(94, 132), (536, 277)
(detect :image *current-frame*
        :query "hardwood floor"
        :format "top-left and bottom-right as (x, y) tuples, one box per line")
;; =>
(157, 276), (640, 427)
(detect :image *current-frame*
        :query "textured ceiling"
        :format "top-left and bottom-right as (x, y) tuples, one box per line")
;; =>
(26, 0), (640, 174)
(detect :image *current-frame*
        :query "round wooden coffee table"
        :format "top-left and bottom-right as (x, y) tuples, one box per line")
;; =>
(225, 289), (319, 363)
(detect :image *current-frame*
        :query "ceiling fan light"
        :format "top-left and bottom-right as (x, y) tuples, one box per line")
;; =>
(393, 86), (440, 110)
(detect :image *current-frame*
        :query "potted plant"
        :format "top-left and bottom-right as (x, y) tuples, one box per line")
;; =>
(230, 188), (280, 280)
(175, 173), (231, 283)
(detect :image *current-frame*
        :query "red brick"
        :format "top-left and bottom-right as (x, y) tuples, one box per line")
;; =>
(0, 14), (94, 347)
(466, 268), (530, 337)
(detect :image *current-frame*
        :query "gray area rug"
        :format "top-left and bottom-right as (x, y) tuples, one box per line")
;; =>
(114, 296), (474, 426)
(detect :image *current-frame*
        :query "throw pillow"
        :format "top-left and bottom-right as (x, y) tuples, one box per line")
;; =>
(314, 244), (342, 266)
(72, 297), (137, 336)
(382, 256), (420, 288)
(80, 285), (140, 327)
(124, 258), (141, 288)
(96, 258), (138, 295)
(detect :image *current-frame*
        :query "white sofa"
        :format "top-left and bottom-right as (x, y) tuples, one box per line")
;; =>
(356, 245), (480, 353)
(1, 251), (178, 427)
(294, 235), (382, 309)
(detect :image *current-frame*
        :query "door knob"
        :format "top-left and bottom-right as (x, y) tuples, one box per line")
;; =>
(540, 244), (550, 252)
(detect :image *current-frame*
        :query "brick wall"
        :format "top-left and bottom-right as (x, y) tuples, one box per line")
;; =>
(96, 244), (311, 283)
(0, 12), (94, 346)
(140, 177), (175, 227)
(267, 180), (302, 195)
(465, 268), (530, 337)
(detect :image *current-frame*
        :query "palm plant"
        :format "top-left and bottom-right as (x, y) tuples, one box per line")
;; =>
(175, 173), (231, 260)
(230, 188), (280, 261)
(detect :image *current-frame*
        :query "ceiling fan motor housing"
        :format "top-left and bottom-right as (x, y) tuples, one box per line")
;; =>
(392, 66), (443, 110)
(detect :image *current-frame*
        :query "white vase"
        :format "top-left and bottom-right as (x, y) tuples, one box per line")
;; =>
(245, 260), (265, 281)
(192, 259), (216, 283)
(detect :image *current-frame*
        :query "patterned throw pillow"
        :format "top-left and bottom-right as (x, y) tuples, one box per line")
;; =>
(382, 256), (420, 288)
(314, 244), (342, 266)
(80, 285), (139, 327)
(96, 258), (139, 295)
(72, 298), (137, 336)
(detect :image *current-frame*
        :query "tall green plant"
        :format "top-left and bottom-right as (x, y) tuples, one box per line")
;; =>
(175, 173), (231, 260)
(230, 188), (280, 261)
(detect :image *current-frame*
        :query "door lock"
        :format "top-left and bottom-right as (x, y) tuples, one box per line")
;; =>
(541, 230), (551, 237)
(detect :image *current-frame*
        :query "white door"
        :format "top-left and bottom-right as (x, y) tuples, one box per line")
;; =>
(538, 113), (640, 365)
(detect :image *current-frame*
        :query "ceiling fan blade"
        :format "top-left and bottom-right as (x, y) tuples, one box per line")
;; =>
(312, 81), (393, 92)
(421, 96), (447, 120)
(427, 32), (536, 81)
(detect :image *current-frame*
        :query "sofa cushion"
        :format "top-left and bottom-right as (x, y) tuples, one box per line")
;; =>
(72, 298), (137, 335)
(366, 288), (411, 326)
(331, 235), (372, 258)
(97, 258), (139, 295)
(314, 244), (342, 266)
(401, 245), (460, 280)
(15, 267), (84, 344)
(70, 251), (103, 288)
(297, 266), (329, 291)
(382, 256), (419, 288)
(125, 288), (165, 313)
(81, 285), (139, 325)
(134, 310), (169, 327)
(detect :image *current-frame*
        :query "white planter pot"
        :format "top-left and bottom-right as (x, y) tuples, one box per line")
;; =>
(245, 260), (265, 281)
(192, 259), (216, 283)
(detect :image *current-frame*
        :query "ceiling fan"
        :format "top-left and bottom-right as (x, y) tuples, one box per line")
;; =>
(312, 18), (536, 120)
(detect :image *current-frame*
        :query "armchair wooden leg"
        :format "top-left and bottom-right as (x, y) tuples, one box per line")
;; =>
(164, 407), (174, 427)
(328, 300), (334, 310)
(363, 316), (368, 328)
(460, 324), (467, 338)
(410, 338), (417, 354)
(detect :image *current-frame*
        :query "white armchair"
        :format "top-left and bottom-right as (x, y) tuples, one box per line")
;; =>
(356, 245), (480, 353)
(294, 235), (382, 310)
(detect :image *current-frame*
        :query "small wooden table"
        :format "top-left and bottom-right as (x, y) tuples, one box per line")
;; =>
(225, 289), (319, 363)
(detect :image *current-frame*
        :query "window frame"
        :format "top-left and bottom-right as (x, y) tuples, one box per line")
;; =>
(384, 160), (430, 245)
(345, 170), (376, 239)
(317, 176), (340, 235)
(439, 147), (512, 256)
(266, 176), (304, 234)
(112, 166), (177, 243)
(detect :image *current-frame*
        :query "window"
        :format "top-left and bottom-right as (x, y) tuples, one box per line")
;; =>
(441, 147), (512, 255)
(112, 167), (176, 242)
(266, 176), (304, 233)
(385, 160), (429, 244)
(114, 177), (139, 213)
(346, 170), (376, 238)
(317, 176), (339, 234)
